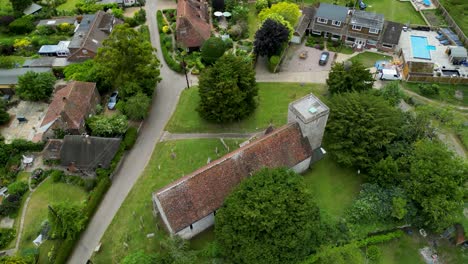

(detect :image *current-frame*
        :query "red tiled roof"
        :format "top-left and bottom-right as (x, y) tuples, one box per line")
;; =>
(40, 81), (97, 130)
(155, 123), (312, 233)
(176, 0), (211, 48)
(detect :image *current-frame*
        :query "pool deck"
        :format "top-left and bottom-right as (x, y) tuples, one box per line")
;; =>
(400, 30), (451, 65)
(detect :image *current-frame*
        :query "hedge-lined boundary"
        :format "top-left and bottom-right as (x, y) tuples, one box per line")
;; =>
(156, 10), (183, 73)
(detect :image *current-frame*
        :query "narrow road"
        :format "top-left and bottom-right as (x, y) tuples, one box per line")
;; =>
(67, 1), (197, 263)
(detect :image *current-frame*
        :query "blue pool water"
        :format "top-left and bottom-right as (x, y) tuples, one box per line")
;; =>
(410, 36), (433, 60)
(423, 0), (431, 6)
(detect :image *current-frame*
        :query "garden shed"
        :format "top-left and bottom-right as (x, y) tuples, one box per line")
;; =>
(447, 46), (467, 64)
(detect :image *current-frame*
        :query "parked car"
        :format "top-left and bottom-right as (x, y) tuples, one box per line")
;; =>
(107, 91), (119, 110)
(319, 52), (330, 66)
(378, 69), (401, 80)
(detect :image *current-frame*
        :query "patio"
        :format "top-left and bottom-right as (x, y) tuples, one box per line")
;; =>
(1, 101), (48, 143)
(280, 43), (335, 73)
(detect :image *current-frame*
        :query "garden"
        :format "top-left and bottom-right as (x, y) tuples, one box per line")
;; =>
(349, 51), (393, 68)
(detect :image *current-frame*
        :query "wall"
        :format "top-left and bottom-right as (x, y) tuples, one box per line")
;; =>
(176, 212), (215, 239)
(287, 110), (329, 151)
(291, 157), (312, 174)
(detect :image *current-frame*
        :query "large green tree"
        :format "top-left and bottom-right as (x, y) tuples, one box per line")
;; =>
(258, 2), (301, 26)
(326, 62), (374, 94)
(404, 139), (467, 231)
(324, 92), (403, 169)
(86, 114), (128, 137)
(9, 0), (33, 14)
(254, 18), (290, 57)
(48, 202), (87, 240)
(197, 53), (257, 123)
(94, 24), (160, 98)
(120, 92), (151, 121)
(16, 71), (56, 101)
(215, 168), (323, 264)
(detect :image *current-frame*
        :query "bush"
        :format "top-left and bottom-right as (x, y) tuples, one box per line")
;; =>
(85, 177), (111, 218)
(367, 245), (381, 263)
(0, 16), (15, 27)
(123, 127), (138, 150)
(121, 93), (151, 120)
(8, 16), (35, 34)
(86, 114), (128, 137)
(51, 170), (64, 183)
(0, 194), (21, 217)
(201, 37), (226, 65)
(0, 228), (15, 249)
(7, 181), (28, 196)
(134, 8), (146, 25)
(256, 0), (268, 13)
(224, 38), (234, 49)
(160, 40), (183, 73)
(35, 25), (56, 35)
(418, 83), (440, 96)
(124, 17), (138, 27)
(268, 55), (280, 72)
(156, 10), (164, 33)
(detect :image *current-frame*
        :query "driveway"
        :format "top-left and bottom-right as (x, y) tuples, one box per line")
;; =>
(67, 0), (197, 263)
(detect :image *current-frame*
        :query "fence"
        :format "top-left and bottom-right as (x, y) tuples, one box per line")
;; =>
(406, 74), (468, 84)
(431, 0), (468, 46)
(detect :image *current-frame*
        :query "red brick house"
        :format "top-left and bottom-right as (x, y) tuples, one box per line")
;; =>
(176, 0), (211, 49)
(34, 81), (100, 142)
(153, 94), (329, 239)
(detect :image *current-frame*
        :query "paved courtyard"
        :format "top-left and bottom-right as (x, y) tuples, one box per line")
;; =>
(1, 101), (48, 143)
(280, 43), (335, 72)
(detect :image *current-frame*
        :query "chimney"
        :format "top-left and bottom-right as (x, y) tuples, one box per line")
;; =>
(62, 97), (67, 101)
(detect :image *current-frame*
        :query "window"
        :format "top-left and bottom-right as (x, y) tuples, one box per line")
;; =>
(311, 30), (322, 36)
(190, 224), (193, 230)
(383, 43), (393, 48)
(317, 17), (328, 24)
(369, 28), (379, 34)
(332, 20), (341, 27)
(352, 25), (362, 31)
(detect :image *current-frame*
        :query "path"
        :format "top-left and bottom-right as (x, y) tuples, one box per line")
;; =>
(403, 88), (468, 111)
(160, 131), (263, 141)
(67, 1), (197, 263)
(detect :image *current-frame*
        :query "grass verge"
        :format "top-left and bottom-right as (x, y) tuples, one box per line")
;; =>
(165, 82), (326, 133)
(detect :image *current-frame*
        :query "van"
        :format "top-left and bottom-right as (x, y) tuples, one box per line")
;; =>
(378, 69), (401, 80)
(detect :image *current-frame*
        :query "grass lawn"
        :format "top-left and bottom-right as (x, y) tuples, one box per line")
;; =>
(247, 3), (259, 40)
(165, 83), (326, 133)
(16, 171), (30, 183)
(327, 44), (354, 54)
(422, 10), (448, 27)
(91, 139), (244, 264)
(403, 82), (468, 107)
(303, 156), (361, 219)
(439, 0), (468, 36)
(349, 51), (393, 68)
(305, 0), (425, 25)
(19, 178), (88, 251)
(379, 234), (425, 264)
(57, 0), (80, 12)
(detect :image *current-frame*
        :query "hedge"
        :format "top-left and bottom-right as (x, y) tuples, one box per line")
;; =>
(157, 11), (183, 73)
(123, 127), (138, 150)
(156, 10), (164, 33)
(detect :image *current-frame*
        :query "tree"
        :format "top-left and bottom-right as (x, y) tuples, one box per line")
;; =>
(197, 53), (257, 123)
(254, 18), (290, 57)
(16, 71), (56, 101)
(0, 101), (10, 125)
(379, 81), (405, 106)
(369, 156), (401, 187)
(86, 114), (128, 137)
(94, 24), (161, 98)
(324, 92), (403, 169)
(403, 139), (467, 231)
(9, 0), (33, 14)
(326, 61), (374, 94)
(121, 92), (151, 121)
(122, 251), (156, 264)
(201, 37), (226, 64)
(258, 2), (301, 27)
(215, 168), (323, 264)
(48, 202), (87, 240)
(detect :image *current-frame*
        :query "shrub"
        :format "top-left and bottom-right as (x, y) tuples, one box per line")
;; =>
(160, 39), (182, 73)
(0, 194), (21, 217)
(418, 83), (440, 96)
(0, 16), (15, 27)
(256, 0), (268, 13)
(124, 17), (138, 27)
(86, 114), (128, 137)
(7, 181), (28, 196)
(57, 23), (75, 35)
(123, 127), (138, 150)
(0, 228), (15, 249)
(134, 8), (146, 25)
(367, 245), (381, 263)
(35, 25), (56, 35)
(224, 38), (234, 49)
(51, 170), (64, 183)
(8, 16), (35, 34)
(156, 10), (164, 33)
(85, 177), (111, 218)
(268, 55), (280, 72)
(201, 37), (226, 64)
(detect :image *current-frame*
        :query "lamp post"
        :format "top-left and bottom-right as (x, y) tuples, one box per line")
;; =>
(181, 54), (190, 89)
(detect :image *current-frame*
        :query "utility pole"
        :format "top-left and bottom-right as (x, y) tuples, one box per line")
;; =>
(181, 56), (190, 89)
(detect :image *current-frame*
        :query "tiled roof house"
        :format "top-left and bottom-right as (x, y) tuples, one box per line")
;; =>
(153, 94), (329, 239)
(176, 0), (211, 49)
(34, 81), (100, 142)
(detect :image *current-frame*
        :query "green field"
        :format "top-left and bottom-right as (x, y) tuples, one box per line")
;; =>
(91, 139), (244, 264)
(350, 51), (393, 68)
(19, 179), (88, 252)
(403, 82), (468, 107)
(439, 0), (468, 36)
(165, 83), (326, 133)
(57, 0), (80, 12)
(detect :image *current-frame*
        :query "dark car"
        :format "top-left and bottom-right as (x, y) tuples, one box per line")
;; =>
(319, 52), (330, 66)
(107, 91), (119, 110)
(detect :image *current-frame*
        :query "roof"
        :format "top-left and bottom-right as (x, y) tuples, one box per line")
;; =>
(23, 57), (70, 68)
(60, 135), (121, 169)
(23, 3), (42, 15)
(315, 3), (348, 22)
(43, 139), (63, 160)
(450, 46), (467, 58)
(0, 68), (52, 86)
(40, 81), (98, 130)
(381, 21), (403, 45)
(176, 0), (211, 48)
(350, 10), (385, 30)
(37, 17), (76, 27)
(295, 7), (315, 37)
(38, 41), (70, 54)
(154, 122), (313, 233)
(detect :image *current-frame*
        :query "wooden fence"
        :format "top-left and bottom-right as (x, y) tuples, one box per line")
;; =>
(406, 74), (468, 84)
(431, 0), (468, 46)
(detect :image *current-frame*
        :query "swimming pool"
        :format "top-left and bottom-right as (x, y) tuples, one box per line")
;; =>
(410, 36), (434, 60)
(423, 0), (431, 6)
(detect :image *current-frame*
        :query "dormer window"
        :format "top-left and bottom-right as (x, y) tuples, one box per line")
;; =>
(352, 25), (362, 31)
(332, 20), (341, 27)
(317, 17), (328, 24)
(369, 28), (379, 34)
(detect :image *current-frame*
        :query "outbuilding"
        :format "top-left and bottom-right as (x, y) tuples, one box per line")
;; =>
(447, 46), (467, 65)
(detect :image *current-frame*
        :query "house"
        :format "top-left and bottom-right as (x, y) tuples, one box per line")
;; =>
(37, 17), (77, 29)
(309, 3), (349, 41)
(23, 3), (42, 15)
(0, 68), (52, 94)
(38, 41), (71, 57)
(378, 21), (403, 52)
(346, 10), (384, 49)
(153, 94), (329, 239)
(67, 11), (122, 61)
(176, 0), (211, 49)
(291, 6), (315, 44)
(34, 81), (100, 142)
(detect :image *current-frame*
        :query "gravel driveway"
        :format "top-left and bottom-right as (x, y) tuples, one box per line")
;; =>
(280, 43), (335, 72)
